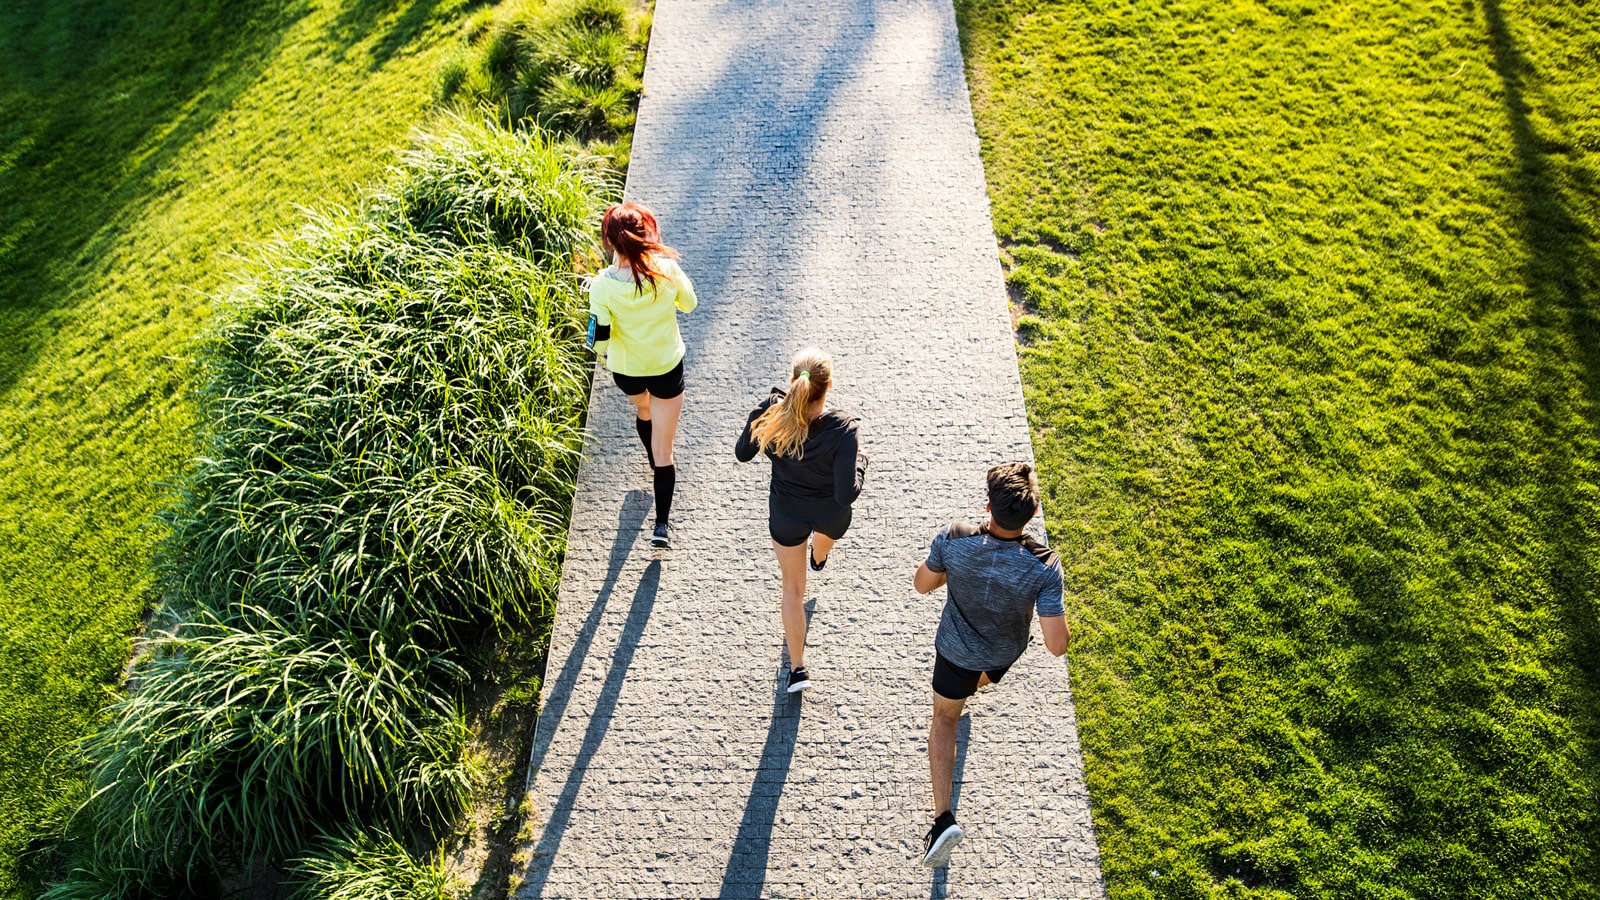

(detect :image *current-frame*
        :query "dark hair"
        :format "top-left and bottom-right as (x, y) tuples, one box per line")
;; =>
(987, 463), (1039, 530)
(600, 202), (680, 293)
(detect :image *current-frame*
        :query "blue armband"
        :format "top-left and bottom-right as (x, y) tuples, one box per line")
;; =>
(586, 315), (610, 349)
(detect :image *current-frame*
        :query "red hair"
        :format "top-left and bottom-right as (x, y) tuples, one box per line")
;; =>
(601, 202), (679, 294)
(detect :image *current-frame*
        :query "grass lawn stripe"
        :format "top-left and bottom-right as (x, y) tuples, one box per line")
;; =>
(954, 0), (1598, 895)
(0, 1), (484, 894)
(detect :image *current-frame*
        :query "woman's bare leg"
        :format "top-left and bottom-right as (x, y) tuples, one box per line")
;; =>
(810, 532), (837, 566)
(773, 540), (808, 668)
(648, 392), (682, 467)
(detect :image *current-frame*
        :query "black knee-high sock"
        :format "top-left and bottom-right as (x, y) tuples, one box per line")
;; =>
(634, 417), (655, 467)
(652, 464), (676, 527)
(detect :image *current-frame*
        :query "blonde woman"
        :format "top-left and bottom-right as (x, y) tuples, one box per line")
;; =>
(735, 347), (868, 692)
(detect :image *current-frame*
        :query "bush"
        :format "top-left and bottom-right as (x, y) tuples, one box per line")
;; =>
(45, 116), (612, 895)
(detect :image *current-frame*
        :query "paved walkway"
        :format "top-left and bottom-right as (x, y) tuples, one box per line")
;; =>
(518, 0), (1106, 896)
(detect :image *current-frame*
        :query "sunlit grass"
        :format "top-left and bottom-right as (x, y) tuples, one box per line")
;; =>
(0, 1), (484, 894)
(956, 0), (1599, 896)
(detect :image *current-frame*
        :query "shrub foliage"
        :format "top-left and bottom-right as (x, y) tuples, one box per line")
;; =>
(438, 0), (651, 167)
(44, 114), (614, 896)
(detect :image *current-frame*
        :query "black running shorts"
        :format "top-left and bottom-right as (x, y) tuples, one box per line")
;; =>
(931, 650), (1012, 700)
(768, 508), (853, 547)
(612, 358), (685, 400)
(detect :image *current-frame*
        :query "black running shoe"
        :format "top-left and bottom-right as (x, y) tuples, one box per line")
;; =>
(808, 548), (827, 571)
(921, 812), (965, 868)
(786, 666), (812, 693)
(650, 523), (671, 549)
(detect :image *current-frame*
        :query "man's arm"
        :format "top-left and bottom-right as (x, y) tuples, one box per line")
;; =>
(914, 563), (947, 594)
(1039, 614), (1070, 656)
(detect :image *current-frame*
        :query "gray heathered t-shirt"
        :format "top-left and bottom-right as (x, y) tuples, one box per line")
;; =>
(925, 520), (1065, 672)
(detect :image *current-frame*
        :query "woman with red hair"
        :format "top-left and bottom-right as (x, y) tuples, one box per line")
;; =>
(587, 202), (698, 547)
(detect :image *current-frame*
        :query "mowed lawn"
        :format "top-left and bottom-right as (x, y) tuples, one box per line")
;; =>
(955, 0), (1598, 897)
(0, 0), (481, 894)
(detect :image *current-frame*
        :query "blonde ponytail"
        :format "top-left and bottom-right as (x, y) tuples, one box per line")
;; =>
(751, 347), (833, 459)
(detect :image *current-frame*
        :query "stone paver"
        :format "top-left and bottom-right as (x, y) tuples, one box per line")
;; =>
(518, 0), (1107, 896)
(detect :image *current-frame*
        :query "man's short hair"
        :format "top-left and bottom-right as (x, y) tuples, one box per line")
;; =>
(987, 463), (1039, 530)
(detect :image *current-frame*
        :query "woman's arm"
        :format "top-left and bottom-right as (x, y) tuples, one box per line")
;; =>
(670, 260), (698, 313)
(833, 423), (868, 506)
(735, 402), (767, 462)
(586, 289), (611, 355)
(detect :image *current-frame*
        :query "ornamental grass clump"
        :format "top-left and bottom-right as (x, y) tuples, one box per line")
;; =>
(374, 112), (607, 252)
(77, 619), (475, 877)
(290, 830), (466, 900)
(45, 117), (612, 895)
(439, 0), (649, 164)
(161, 217), (593, 636)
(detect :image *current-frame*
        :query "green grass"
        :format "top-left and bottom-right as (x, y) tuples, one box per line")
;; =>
(0, 1), (495, 895)
(438, 0), (651, 168)
(39, 116), (608, 897)
(953, 0), (1599, 896)
(291, 829), (467, 900)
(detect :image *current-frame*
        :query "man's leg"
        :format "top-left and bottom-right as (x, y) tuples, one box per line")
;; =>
(929, 692), (968, 817)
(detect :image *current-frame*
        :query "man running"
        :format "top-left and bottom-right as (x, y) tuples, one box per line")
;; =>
(913, 462), (1071, 867)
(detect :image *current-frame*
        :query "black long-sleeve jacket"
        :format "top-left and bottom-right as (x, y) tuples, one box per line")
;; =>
(735, 388), (868, 520)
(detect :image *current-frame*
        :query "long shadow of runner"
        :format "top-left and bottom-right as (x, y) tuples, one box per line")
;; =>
(521, 492), (656, 897)
(524, 489), (651, 789)
(718, 600), (814, 899)
(929, 713), (971, 900)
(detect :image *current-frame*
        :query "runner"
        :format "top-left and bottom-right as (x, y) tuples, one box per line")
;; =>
(587, 202), (697, 548)
(913, 462), (1071, 867)
(735, 347), (868, 693)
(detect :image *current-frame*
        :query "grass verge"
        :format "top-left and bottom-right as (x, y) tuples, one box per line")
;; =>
(0, 2), (485, 894)
(953, 0), (1599, 896)
(40, 114), (612, 898)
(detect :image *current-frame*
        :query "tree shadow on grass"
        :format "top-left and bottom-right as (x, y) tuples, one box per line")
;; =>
(1478, 0), (1600, 882)
(0, 0), (465, 398)
(0, 0), (313, 396)
(328, 0), (492, 72)
(1303, 3), (1600, 890)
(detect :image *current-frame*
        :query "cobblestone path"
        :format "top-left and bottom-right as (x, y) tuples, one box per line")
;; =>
(518, 0), (1107, 896)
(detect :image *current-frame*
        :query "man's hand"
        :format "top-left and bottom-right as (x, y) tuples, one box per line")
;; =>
(914, 562), (947, 595)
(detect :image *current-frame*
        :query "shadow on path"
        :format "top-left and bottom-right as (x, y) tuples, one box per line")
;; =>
(522, 552), (662, 897)
(717, 599), (815, 899)
(717, 679), (802, 898)
(525, 489), (651, 787)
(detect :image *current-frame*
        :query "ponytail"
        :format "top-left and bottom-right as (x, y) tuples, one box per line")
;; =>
(751, 347), (833, 459)
(601, 202), (679, 294)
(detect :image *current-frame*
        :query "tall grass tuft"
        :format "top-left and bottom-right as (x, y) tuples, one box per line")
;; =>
(438, 0), (648, 168)
(374, 111), (611, 253)
(79, 618), (475, 878)
(45, 116), (612, 895)
(290, 829), (465, 900)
